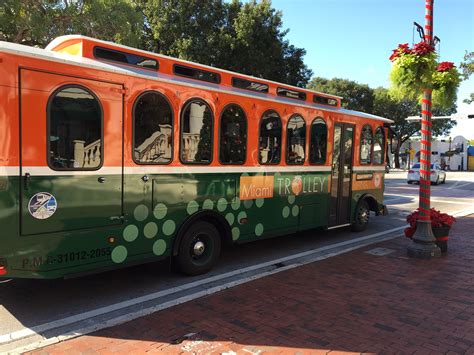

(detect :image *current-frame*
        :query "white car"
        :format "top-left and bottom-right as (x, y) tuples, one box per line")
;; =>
(407, 163), (446, 185)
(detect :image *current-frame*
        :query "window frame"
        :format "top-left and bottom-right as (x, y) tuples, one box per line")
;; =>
(359, 124), (374, 165)
(277, 87), (307, 101)
(232, 77), (269, 93)
(47, 84), (104, 171)
(179, 98), (214, 165)
(285, 113), (307, 165)
(93, 46), (159, 71)
(258, 109), (282, 165)
(373, 126), (385, 165)
(218, 103), (248, 165)
(132, 90), (174, 166)
(309, 117), (328, 165)
(173, 64), (221, 84)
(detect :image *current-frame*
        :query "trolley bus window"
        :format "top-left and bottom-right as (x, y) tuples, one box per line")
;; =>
(180, 99), (213, 164)
(219, 104), (247, 164)
(259, 110), (282, 164)
(309, 118), (327, 165)
(133, 92), (173, 164)
(48, 86), (102, 170)
(373, 126), (385, 165)
(360, 124), (373, 164)
(286, 115), (306, 165)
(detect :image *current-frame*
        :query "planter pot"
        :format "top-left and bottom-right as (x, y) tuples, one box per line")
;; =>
(432, 226), (450, 252)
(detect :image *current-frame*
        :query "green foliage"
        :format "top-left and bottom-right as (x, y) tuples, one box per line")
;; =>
(460, 51), (474, 104)
(1, 0), (313, 87)
(138, 0), (312, 87)
(0, 0), (143, 48)
(432, 69), (462, 110)
(389, 52), (437, 100)
(306, 77), (374, 112)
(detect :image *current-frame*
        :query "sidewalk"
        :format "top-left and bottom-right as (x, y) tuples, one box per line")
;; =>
(27, 215), (474, 355)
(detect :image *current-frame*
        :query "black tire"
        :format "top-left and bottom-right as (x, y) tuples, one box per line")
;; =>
(176, 221), (221, 276)
(351, 199), (370, 232)
(407, 180), (412, 184)
(442, 176), (446, 184)
(432, 177), (439, 185)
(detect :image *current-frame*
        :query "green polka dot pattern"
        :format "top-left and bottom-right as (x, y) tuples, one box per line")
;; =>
(255, 223), (264, 236)
(231, 198), (241, 211)
(225, 213), (235, 226)
(282, 206), (290, 218)
(255, 198), (264, 208)
(237, 211), (247, 224)
(123, 224), (139, 242)
(288, 195), (296, 205)
(292, 205), (300, 217)
(111, 245), (127, 263)
(153, 239), (167, 256)
(134, 204), (149, 222)
(217, 198), (228, 212)
(243, 199), (253, 209)
(153, 203), (167, 220)
(162, 220), (176, 236)
(203, 199), (214, 210)
(144, 222), (158, 239)
(232, 227), (240, 241)
(187, 201), (199, 215)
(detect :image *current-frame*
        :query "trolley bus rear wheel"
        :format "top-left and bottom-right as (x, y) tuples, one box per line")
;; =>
(177, 221), (221, 276)
(351, 199), (370, 232)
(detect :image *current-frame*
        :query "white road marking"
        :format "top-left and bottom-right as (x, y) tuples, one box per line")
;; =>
(448, 181), (474, 190)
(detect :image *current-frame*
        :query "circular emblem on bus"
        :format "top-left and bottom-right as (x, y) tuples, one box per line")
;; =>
(291, 176), (303, 196)
(28, 192), (58, 220)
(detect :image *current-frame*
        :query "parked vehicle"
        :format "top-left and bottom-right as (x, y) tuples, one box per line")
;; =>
(407, 163), (446, 185)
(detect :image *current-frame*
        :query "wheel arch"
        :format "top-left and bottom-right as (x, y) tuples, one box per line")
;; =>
(172, 210), (232, 257)
(355, 193), (379, 216)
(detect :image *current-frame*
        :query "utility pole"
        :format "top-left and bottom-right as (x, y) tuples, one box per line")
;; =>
(407, 0), (441, 258)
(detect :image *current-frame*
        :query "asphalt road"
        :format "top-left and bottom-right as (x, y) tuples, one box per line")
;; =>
(1, 170), (473, 353)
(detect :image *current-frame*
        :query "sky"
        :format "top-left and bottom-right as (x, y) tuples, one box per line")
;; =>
(271, 0), (474, 139)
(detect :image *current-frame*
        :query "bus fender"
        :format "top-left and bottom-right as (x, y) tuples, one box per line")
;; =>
(171, 210), (232, 257)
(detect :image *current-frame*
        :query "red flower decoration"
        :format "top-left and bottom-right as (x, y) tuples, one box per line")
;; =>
(412, 41), (435, 56)
(404, 227), (415, 238)
(437, 61), (455, 72)
(389, 43), (412, 61)
(405, 208), (456, 231)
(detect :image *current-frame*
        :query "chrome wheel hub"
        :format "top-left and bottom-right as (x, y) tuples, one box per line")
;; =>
(193, 240), (205, 256)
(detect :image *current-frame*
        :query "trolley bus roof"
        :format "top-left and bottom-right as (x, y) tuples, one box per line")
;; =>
(0, 39), (394, 124)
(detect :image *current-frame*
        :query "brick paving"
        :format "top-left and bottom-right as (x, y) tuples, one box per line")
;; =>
(27, 215), (474, 355)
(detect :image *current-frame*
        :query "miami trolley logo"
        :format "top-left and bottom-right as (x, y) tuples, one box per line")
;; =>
(28, 192), (58, 219)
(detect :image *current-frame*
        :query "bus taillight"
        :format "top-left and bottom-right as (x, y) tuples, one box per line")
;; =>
(0, 259), (7, 276)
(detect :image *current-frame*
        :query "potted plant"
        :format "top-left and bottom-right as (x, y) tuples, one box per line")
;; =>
(404, 208), (456, 252)
(389, 42), (461, 109)
(432, 61), (462, 109)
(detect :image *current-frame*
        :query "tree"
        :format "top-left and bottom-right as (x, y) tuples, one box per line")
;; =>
(138, 0), (313, 87)
(306, 77), (374, 112)
(372, 87), (456, 168)
(0, 0), (143, 48)
(460, 51), (474, 104)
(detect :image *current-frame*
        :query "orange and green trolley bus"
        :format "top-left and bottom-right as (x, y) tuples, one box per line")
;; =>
(0, 36), (393, 279)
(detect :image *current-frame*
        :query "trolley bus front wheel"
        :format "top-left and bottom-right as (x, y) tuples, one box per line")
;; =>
(177, 221), (221, 276)
(351, 199), (370, 232)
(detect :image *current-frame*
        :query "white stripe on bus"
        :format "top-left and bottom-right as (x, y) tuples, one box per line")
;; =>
(1, 165), (389, 176)
(3, 165), (336, 177)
